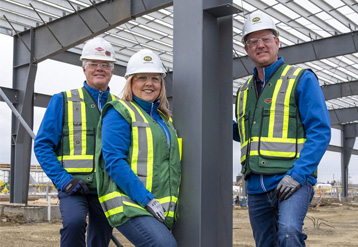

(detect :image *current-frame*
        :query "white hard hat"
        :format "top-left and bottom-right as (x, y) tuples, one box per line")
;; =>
(124, 49), (166, 79)
(241, 12), (279, 44)
(80, 37), (116, 62)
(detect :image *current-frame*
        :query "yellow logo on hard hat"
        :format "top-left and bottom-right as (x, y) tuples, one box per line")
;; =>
(144, 56), (152, 61)
(252, 17), (260, 22)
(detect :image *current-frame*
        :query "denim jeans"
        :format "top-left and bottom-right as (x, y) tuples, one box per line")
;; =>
(116, 216), (177, 247)
(247, 180), (314, 247)
(58, 191), (113, 247)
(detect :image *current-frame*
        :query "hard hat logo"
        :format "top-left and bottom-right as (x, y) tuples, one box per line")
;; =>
(124, 49), (166, 79)
(144, 56), (152, 61)
(80, 37), (116, 62)
(241, 11), (279, 45)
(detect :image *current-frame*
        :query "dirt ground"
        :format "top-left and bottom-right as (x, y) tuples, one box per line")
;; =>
(1, 199), (358, 247)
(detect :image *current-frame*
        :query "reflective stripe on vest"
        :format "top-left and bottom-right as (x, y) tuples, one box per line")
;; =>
(268, 65), (303, 139)
(99, 191), (144, 218)
(237, 78), (250, 146)
(158, 196), (178, 218)
(58, 89), (118, 173)
(238, 65), (306, 162)
(59, 88), (94, 173)
(99, 191), (178, 219)
(118, 100), (154, 191)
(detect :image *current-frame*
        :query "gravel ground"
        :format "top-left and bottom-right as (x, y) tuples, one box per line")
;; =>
(1, 200), (358, 246)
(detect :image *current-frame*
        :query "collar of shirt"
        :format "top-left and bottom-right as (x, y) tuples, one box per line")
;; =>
(253, 57), (285, 86)
(254, 76), (264, 96)
(132, 94), (161, 120)
(83, 82), (110, 110)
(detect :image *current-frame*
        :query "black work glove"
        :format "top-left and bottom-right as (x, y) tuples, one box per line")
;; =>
(63, 178), (89, 195)
(276, 175), (302, 202)
(145, 198), (166, 223)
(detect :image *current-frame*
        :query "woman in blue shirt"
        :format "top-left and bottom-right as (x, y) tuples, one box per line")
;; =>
(96, 49), (181, 247)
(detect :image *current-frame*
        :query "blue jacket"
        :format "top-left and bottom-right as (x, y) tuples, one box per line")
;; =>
(101, 95), (171, 208)
(233, 58), (331, 194)
(34, 82), (111, 192)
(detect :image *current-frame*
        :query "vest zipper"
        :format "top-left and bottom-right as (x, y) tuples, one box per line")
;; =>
(98, 91), (104, 111)
(158, 121), (170, 148)
(150, 103), (170, 148)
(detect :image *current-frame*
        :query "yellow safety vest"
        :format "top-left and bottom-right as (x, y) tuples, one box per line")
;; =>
(96, 100), (181, 228)
(56, 87), (118, 187)
(236, 64), (307, 177)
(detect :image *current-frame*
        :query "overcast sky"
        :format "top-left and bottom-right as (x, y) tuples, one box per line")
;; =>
(1, 33), (358, 184)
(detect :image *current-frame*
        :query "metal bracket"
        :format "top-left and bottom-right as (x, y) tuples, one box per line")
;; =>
(204, 4), (242, 18)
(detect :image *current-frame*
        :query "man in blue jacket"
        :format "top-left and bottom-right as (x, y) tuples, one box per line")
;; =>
(233, 12), (331, 247)
(34, 37), (117, 247)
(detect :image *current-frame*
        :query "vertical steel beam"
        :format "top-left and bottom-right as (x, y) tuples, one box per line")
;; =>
(173, 1), (233, 246)
(341, 124), (356, 198)
(10, 29), (37, 204)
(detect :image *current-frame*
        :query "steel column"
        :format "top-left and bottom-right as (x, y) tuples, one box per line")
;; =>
(10, 29), (37, 203)
(173, 1), (234, 246)
(341, 124), (357, 198)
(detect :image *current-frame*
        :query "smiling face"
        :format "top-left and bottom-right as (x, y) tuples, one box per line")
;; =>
(131, 73), (162, 102)
(244, 29), (279, 70)
(83, 60), (114, 91)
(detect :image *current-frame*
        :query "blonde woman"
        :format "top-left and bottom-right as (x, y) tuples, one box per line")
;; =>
(96, 49), (181, 247)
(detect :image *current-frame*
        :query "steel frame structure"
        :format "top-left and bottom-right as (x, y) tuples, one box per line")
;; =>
(0, 2), (357, 243)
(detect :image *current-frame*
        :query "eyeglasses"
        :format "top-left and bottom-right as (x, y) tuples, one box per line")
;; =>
(246, 34), (276, 46)
(85, 62), (114, 70)
(134, 74), (161, 83)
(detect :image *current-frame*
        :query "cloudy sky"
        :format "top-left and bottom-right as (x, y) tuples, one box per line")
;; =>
(1, 33), (357, 184)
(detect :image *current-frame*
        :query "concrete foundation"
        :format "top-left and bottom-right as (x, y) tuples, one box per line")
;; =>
(0, 203), (61, 222)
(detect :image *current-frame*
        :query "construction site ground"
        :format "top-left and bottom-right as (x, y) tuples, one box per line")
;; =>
(1, 198), (358, 247)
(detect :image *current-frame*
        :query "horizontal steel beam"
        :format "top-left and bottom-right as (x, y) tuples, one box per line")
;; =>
(15, 0), (173, 64)
(322, 80), (358, 100)
(330, 107), (358, 126)
(0, 86), (51, 108)
(16, 0), (130, 64)
(327, 145), (358, 155)
(0, 87), (19, 104)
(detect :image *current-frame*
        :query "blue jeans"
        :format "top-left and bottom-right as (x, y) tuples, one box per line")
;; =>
(247, 180), (314, 247)
(58, 191), (113, 247)
(116, 216), (177, 247)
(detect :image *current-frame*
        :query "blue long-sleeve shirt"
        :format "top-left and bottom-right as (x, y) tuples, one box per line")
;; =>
(101, 95), (171, 208)
(233, 58), (331, 194)
(34, 82), (111, 192)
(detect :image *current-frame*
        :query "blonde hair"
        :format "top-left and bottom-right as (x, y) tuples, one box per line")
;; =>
(121, 75), (172, 120)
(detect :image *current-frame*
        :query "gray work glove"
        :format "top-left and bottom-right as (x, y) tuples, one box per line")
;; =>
(276, 175), (302, 202)
(145, 198), (166, 223)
